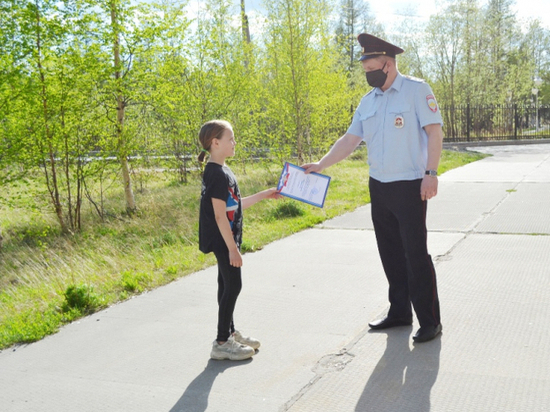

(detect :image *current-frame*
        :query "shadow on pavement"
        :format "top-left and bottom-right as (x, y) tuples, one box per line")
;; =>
(169, 358), (253, 412)
(355, 328), (441, 412)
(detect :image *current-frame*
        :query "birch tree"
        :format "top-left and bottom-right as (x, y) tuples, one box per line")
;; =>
(0, 0), (106, 232)
(262, 0), (350, 163)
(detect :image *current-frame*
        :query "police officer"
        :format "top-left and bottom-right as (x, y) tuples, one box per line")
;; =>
(303, 33), (443, 343)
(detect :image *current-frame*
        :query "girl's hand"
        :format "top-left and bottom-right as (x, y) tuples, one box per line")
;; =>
(242, 188), (282, 209)
(265, 188), (284, 200)
(229, 248), (243, 267)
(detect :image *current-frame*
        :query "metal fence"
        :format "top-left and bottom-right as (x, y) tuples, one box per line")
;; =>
(441, 104), (550, 142)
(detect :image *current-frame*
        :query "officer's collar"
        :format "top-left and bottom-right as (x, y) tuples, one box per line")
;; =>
(375, 71), (403, 95)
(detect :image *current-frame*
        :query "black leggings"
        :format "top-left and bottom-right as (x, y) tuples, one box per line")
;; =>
(213, 247), (242, 342)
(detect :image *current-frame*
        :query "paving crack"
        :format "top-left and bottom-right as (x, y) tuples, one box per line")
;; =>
(278, 350), (355, 412)
(279, 323), (380, 412)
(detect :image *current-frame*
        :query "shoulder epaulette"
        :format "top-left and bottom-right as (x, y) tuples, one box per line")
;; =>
(402, 75), (425, 83)
(363, 89), (375, 98)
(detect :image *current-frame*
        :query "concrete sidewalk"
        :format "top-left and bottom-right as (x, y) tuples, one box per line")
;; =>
(1, 144), (549, 412)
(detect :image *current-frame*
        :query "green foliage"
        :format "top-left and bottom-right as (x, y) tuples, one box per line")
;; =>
(0, 307), (62, 346)
(270, 201), (306, 219)
(261, 0), (352, 163)
(420, 0), (548, 107)
(120, 270), (153, 293)
(2, 0), (548, 236)
(61, 284), (101, 316)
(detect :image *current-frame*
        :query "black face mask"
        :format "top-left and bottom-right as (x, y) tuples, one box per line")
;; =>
(366, 62), (387, 88)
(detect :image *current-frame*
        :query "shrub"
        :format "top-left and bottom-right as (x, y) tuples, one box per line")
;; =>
(270, 201), (305, 219)
(61, 284), (100, 315)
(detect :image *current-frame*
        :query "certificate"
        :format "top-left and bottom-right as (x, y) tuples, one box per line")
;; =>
(276, 162), (331, 208)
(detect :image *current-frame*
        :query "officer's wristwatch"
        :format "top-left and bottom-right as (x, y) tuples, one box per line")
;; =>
(425, 170), (438, 177)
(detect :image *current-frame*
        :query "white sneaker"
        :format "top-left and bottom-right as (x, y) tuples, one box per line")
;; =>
(210, 336), (255, 360)
(233, 330), (261, 350)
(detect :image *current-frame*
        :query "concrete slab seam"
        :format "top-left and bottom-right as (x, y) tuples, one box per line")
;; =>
(316, 226), (373, 231)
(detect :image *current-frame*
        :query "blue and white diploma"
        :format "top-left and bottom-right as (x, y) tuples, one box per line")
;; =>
(276, 162), (331, 208)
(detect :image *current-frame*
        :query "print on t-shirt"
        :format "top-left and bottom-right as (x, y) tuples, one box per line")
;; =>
(226, 186), (239, 230)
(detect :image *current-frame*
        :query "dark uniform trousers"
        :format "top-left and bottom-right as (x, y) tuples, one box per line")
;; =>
(369, 177), (441, 328)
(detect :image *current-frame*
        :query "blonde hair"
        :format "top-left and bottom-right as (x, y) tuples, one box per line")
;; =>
(197, 120), (232, 162)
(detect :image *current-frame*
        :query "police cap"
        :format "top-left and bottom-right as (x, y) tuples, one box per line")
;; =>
(357, 33), (404, 61)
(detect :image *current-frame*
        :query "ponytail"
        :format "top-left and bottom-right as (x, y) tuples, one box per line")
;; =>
(198, 148), (208, 163)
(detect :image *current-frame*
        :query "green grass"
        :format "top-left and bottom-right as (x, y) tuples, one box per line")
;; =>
(0, 148), (486, 349)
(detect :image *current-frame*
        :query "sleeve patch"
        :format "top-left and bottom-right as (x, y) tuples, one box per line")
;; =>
(426, 95), (438, 113)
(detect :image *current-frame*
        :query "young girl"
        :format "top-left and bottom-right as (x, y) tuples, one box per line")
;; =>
(198, 120), (281, 361)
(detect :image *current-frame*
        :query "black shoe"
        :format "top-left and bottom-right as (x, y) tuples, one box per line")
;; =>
(368, 316), (413, 330)
(413, 324), (442, 343)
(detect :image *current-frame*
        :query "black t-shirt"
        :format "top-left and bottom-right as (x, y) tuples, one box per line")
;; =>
(199, 162), (243, 254)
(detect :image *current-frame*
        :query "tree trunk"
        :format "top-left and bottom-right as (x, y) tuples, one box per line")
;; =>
(34, 2), (69, 234)
(240, 0), (251, 44)
(110, 0), (136, 214)
(61, 107), (75, 231)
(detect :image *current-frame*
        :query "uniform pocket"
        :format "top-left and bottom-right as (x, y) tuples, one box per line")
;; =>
(389, 104), (411, 114)
(360, 111), (377, 144)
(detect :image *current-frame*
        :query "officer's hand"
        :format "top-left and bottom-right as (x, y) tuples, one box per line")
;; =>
(421, 175), (438, 201)
(301, 162), (323, 174)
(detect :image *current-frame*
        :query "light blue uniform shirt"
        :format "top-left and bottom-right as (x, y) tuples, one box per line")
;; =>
(347, 72), (443, 183)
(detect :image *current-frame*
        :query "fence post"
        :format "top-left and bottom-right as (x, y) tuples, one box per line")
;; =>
(514, 104), (518, 140)
(466, 104), (470, 142)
